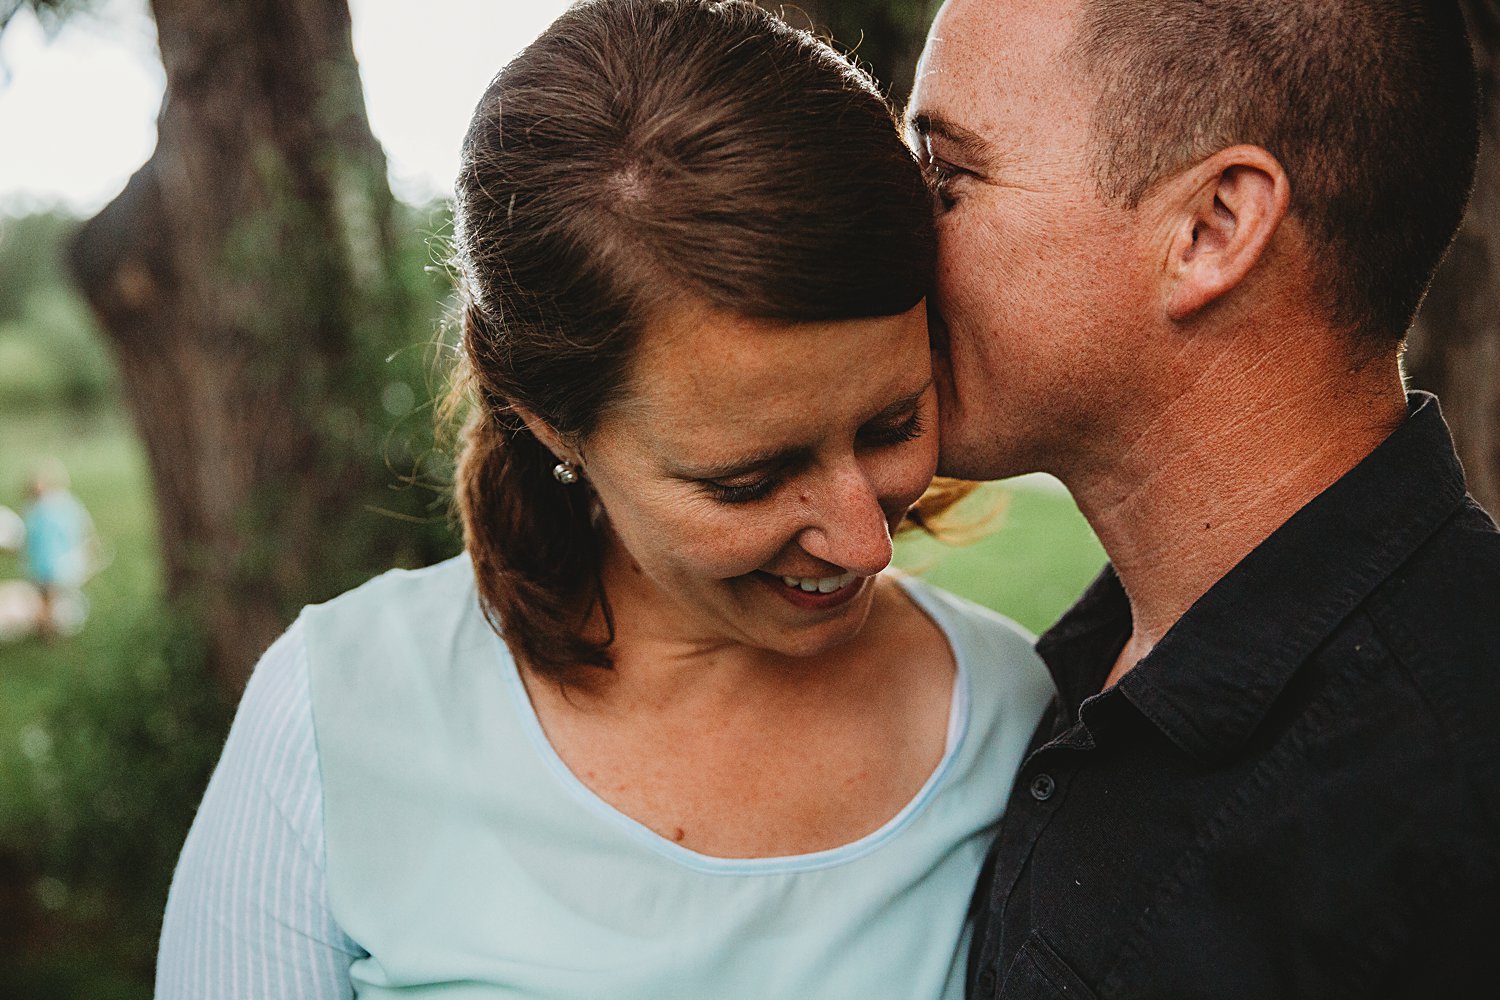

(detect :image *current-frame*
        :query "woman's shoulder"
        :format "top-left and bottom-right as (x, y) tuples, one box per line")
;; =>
(894, 573), (1036, 653)
(309, 553), (475, 615)
(302, 553), (476, 638)
(298, 553), (495, 697)
(893, 573), (1054, 709)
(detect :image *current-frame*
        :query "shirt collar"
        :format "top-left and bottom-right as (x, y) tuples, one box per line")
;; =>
(1037, 392), (1470, 763)
(1035, 567), (1129, 726)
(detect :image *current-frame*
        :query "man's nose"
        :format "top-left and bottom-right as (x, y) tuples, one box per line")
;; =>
(795, 466), (895, 578)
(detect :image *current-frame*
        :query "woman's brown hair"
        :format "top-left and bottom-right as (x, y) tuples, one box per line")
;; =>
(451, 0), (938, 678)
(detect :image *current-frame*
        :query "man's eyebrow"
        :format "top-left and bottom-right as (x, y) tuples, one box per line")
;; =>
(908, 112), (993, 164)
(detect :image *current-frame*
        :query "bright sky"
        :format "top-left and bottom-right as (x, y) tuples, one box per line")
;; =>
(0, 0), (574, 213)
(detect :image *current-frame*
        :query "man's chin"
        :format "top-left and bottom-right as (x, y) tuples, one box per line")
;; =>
(936, 446), (1028, 483)
(934, 416), (1038, 481)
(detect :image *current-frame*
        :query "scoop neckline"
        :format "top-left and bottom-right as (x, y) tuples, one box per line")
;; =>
(492, 574), (973, 876)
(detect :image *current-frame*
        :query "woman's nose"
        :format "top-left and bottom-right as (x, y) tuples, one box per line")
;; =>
(795, 467), (895, 578)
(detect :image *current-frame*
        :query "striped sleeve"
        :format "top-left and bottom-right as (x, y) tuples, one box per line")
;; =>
(156, 619), (364, 998)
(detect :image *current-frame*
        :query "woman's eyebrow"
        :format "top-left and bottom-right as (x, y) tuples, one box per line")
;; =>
(676, 445), (813, 482)
(675, 381), (932, 480)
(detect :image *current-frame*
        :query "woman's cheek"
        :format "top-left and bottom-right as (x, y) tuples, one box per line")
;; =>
(678, 511), (792, 579)
(883, 442), (942, 524)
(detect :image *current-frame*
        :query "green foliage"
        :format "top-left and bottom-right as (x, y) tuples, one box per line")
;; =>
(4, 613), (231, 984)
(0, 0), (101, 36)
(0, 409), (170, 996)
(0, 212), (118, 413)
(0, 213), (73, 322)
(211, 148), (461, 615)
(0, 191), (461, 990)
(0, 288), (118, 413)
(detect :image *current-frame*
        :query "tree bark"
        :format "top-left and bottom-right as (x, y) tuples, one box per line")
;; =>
(68, 0), (441, 691)
(1407, 0), (1500, 517)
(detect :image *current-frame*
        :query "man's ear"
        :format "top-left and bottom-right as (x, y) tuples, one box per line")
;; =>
(513, 404), (580, 467)
(1160, 145), (1290, 322)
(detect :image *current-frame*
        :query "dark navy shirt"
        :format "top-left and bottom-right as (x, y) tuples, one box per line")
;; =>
(968, 392), (1500, 999)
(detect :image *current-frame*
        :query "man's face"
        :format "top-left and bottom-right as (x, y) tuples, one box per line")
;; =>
(910, 0), (1158, 481)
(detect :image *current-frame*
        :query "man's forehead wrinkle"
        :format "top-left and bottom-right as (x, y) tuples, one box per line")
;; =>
(928, 33), (1096, 147)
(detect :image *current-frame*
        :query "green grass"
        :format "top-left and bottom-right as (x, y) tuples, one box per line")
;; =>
(896, 478), (1107, 636)
(0, 409), (164, 811)
(0, 409), (164, 707)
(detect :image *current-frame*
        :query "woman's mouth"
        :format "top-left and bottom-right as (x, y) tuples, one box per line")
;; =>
(779, 572), (858, 594)
(758, 570), (866, 610)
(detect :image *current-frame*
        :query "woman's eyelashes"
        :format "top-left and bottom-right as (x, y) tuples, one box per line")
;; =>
(702, 474), (781, 505)
(700, 410), (929, 505)
(861, 409), (927, 448)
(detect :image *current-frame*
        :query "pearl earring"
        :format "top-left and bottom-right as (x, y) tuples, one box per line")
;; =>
(552, 461), (580, 485)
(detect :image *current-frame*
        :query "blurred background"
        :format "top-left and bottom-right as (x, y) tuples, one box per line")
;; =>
(0, 0), (1495, 994)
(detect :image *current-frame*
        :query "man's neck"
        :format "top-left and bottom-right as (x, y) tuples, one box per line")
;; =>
(1061, 338), (1407, 689)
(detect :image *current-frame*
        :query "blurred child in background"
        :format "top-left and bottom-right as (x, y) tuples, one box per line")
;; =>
(21, 459), (97, 638)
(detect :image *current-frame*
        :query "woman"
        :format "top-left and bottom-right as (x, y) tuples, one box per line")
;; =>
(156, 1), (1052, 997)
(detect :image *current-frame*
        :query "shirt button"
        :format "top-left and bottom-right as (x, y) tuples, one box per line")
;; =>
(977, 969), (997, 996)
(1030, 773), (1056, 801)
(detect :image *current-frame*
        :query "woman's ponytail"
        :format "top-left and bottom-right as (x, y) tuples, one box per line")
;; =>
(451, 303), (613, 678)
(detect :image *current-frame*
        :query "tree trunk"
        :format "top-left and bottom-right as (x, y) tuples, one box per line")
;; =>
(1406, 0), (1500, 517)
(68, 0), (441, 692)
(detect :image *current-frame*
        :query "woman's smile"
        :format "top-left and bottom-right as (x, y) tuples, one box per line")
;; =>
(755, 569), (869, 611)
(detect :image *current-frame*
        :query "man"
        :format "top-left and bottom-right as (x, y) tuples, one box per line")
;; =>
(909, 0), (1500, 996)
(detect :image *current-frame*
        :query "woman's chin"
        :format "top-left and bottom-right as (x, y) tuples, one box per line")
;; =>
(740, 572), (879, 659)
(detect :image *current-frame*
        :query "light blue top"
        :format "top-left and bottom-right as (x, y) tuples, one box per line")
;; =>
(157, 555), (1053, 999)
(22, 490), (90, 587)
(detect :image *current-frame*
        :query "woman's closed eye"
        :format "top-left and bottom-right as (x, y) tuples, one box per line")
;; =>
(861, 409), (928, 448)
(698, 408), (927, 505)
(702, 474), (781, 505)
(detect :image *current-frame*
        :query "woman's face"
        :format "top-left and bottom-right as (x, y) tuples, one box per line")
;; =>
(578, 300), (937, 660)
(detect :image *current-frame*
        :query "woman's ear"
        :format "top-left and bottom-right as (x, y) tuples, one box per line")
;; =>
(512, 404), (580, 467)
(1160, 145), (1290, 321)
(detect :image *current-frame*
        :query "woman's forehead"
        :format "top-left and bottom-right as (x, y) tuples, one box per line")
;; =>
(634, 303), (927, 405)
(597, 303), (932, 458)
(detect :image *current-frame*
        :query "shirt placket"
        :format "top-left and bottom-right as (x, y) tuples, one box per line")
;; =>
(973, 707), (1099, 998)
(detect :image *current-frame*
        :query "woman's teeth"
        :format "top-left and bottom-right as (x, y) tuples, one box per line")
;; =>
(780, 572), (858, 594)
